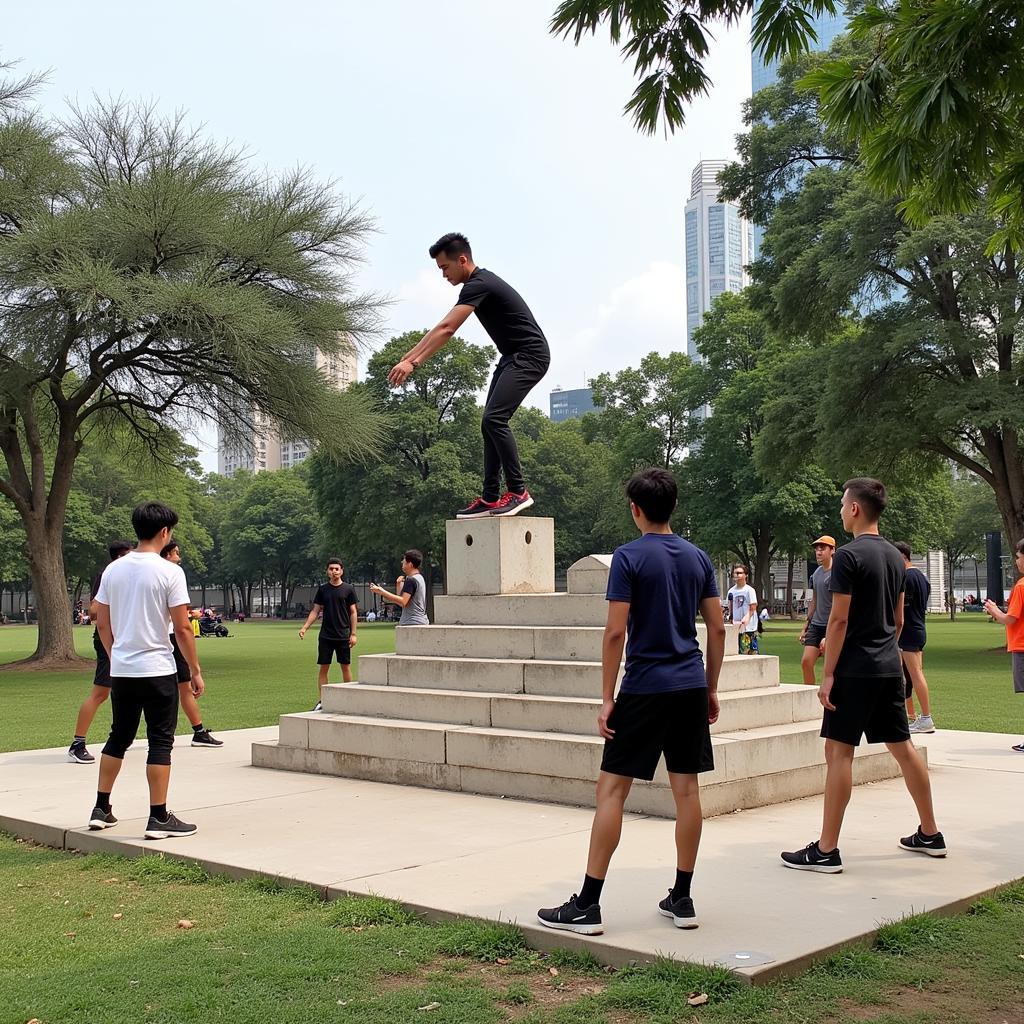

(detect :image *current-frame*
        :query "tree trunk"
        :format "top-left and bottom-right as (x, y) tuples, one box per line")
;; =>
(21, 519), (80, 665)
(786, 553), (795, 618)
(423, 556), (436, 622)
(752, 534), (773, 614)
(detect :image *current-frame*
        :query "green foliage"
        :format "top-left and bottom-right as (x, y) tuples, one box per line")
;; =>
(435, 919), (526, 961)
(325, 894), (418, 928)
(549, 1), (840, 134)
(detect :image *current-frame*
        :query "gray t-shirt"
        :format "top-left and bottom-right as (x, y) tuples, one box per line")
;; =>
(399, 573), (429, 626)
(810, 564), (833, 627)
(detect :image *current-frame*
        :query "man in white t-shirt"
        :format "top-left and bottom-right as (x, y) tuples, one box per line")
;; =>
(89, 502), (205, 840)
(726, 565), (759, 655)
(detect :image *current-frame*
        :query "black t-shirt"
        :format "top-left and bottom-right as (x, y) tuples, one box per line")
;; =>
(900, 567), (931, 647)
(457, 268), (549, 357)
(829, 534), (906, 677)
(314, 582), (358, 640)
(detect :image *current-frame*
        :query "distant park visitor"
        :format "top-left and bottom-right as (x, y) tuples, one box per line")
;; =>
(298, 557), (358, 711)
(782, 478), (945, 873)
(88, 502), (204, 840)
(727, 566), (759, 654)
(983, 538), (1024, 752)
(369, 549), (430, 626)
(799, 536), (836, 686)
(386, 232), (550, 520)
(893, 541), (936, 734)
(537, 468), (725, 935)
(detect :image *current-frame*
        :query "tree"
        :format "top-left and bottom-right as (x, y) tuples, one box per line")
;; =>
(0, 69), (385, 665)
(309, 332), (491, 614)
(719, 38), (1024, 551)
(549, 1), (840, 133)
(940, 477), (1003, 619)
(221, 469), (318, 618)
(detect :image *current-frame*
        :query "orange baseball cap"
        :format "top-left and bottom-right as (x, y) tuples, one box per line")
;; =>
(812, 535), (836, 548)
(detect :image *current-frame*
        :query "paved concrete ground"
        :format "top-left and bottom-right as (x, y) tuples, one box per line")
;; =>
(1, 727), (1021, 981)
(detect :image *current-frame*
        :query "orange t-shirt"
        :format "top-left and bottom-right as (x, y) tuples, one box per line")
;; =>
(1006, 578), (1024, 652)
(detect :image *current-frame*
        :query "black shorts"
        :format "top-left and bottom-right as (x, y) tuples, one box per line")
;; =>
(899, 634), (925, 654)
(318, 636), (351, 666)
(821, 675), (911, 747)
(92, 631), (111, 688)
(170, 633), (191, 683)
(600, 688), (714, 781)
(102, 673), (179, 766)
(803, 623), (826, 648)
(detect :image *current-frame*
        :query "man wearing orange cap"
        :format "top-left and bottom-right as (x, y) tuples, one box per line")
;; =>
(799, 535), (836, 685)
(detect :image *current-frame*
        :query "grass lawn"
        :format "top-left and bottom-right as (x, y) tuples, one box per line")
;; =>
(761, 614), (1019, 733)
(0, 622), (396, 753)
(1, 615), (1020, 753)
(1, 834), (1022, 1024)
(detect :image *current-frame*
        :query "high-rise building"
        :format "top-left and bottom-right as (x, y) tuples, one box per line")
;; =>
(751, 2), (849, 94)
(684, 160), (755, 361)
(549, 386), (595, 422)
(217, 339), (358, 476)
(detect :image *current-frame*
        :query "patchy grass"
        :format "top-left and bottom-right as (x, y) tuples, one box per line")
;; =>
(2, 835), (1022, 1024)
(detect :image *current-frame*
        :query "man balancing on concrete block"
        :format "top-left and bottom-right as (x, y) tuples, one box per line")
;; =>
(781, 478), (945, 874)
(387, 232), (550, 520)
(537, 468), (726, 935)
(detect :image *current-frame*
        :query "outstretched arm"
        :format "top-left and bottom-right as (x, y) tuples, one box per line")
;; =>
(388, 305), (475, 386)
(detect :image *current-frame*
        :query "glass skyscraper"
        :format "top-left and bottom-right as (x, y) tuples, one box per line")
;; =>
(751, 2), (849, 93)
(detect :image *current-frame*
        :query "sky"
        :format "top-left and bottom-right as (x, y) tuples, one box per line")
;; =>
(4, 1), (755, 471)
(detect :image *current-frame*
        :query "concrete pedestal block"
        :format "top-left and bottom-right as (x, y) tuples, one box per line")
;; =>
(566, 554), (612, 594)
(445, 517), (555, 596)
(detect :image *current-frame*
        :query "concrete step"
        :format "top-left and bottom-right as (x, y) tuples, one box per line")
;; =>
(395, 622), (740, 662)
(321, 682), (822, 736)
(357, 652), (780, 695)
(434, 593), (609, 626)
(252, 729), (910, 820)
(270, 714), (868, 789)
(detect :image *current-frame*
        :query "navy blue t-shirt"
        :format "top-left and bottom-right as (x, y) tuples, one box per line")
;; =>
(606, 533), (719, 694)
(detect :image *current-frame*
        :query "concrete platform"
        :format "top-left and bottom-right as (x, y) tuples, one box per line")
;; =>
(1, 727), (1021, 982)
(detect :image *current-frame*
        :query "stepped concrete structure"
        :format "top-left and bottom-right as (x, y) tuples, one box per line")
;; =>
(254, 518), (911, 816)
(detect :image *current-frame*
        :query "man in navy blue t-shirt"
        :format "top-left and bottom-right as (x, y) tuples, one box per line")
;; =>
(538, 468), (726, 935)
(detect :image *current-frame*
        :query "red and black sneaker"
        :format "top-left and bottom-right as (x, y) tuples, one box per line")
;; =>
(456, 496), (499, 520)
(491, 490), (534, 517)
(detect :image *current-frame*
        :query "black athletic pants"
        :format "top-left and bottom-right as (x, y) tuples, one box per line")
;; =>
(482, 346), (549, 501)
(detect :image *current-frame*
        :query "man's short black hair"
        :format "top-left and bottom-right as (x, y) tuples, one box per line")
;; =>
(893, 541), (912, 561)
(1015, 538), (1024, 557)
(404, 549), (423, 569)
(843, 477), (887, 522)
(429, 232), (472, 260)
(109, 540), (133, 561)
(733, 564), (748, 574)
(160, 540), (180, 559)
(625, 468), (677, 524)
(327, 556), (343, 569)
(131, 502), (178, 541)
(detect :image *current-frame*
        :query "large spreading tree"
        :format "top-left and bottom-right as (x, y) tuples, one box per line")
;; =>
(0, 67), (385, 665)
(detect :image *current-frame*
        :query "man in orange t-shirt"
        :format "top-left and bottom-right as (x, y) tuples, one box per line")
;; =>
(983, 537), (1024, 752)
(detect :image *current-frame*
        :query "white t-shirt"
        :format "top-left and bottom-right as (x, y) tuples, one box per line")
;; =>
(727, 584), (759, 633)
(96, 551), (190, 677)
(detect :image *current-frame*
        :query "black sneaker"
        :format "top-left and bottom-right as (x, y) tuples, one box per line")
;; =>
(1012, 741), (1024, 752)
(491, 490), (534, 517)
(144, 811), (198, 840)
(455, 496), (500, 519)
(312, 701), (322, 712)
(191, 729), (223, 747)
(899, 827), (947, 857)
(68, 740), (95, 764)
(536, 894), (603, 935)
(781, 840), (843, 873)
(88, 806), (117, 830)
(658, 890), (699, 929)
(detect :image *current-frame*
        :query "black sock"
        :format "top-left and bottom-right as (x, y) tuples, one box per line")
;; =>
(150, 804), (167, 821)
(578, 874), (604, 907)
(192, 723), (204, 733)
(96, 792), (111, 812)
(671, 869), (693, 901)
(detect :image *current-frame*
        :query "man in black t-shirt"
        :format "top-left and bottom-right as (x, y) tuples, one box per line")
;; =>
(298, 557), (358, 710)
(387, 232), (550, 520)
(893, 541), (936, 734)
(782, 478), (945, 874)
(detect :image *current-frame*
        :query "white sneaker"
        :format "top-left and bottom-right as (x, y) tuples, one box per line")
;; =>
(910, 715), (935, 734)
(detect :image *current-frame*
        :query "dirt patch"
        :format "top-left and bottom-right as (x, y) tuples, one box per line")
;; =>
(0, 654), (93, 672)
(831, 970), (1019, 1024)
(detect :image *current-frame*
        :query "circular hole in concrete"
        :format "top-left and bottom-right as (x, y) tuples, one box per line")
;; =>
(525, 531), (532, 544)
(465, 535), (473, 546)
